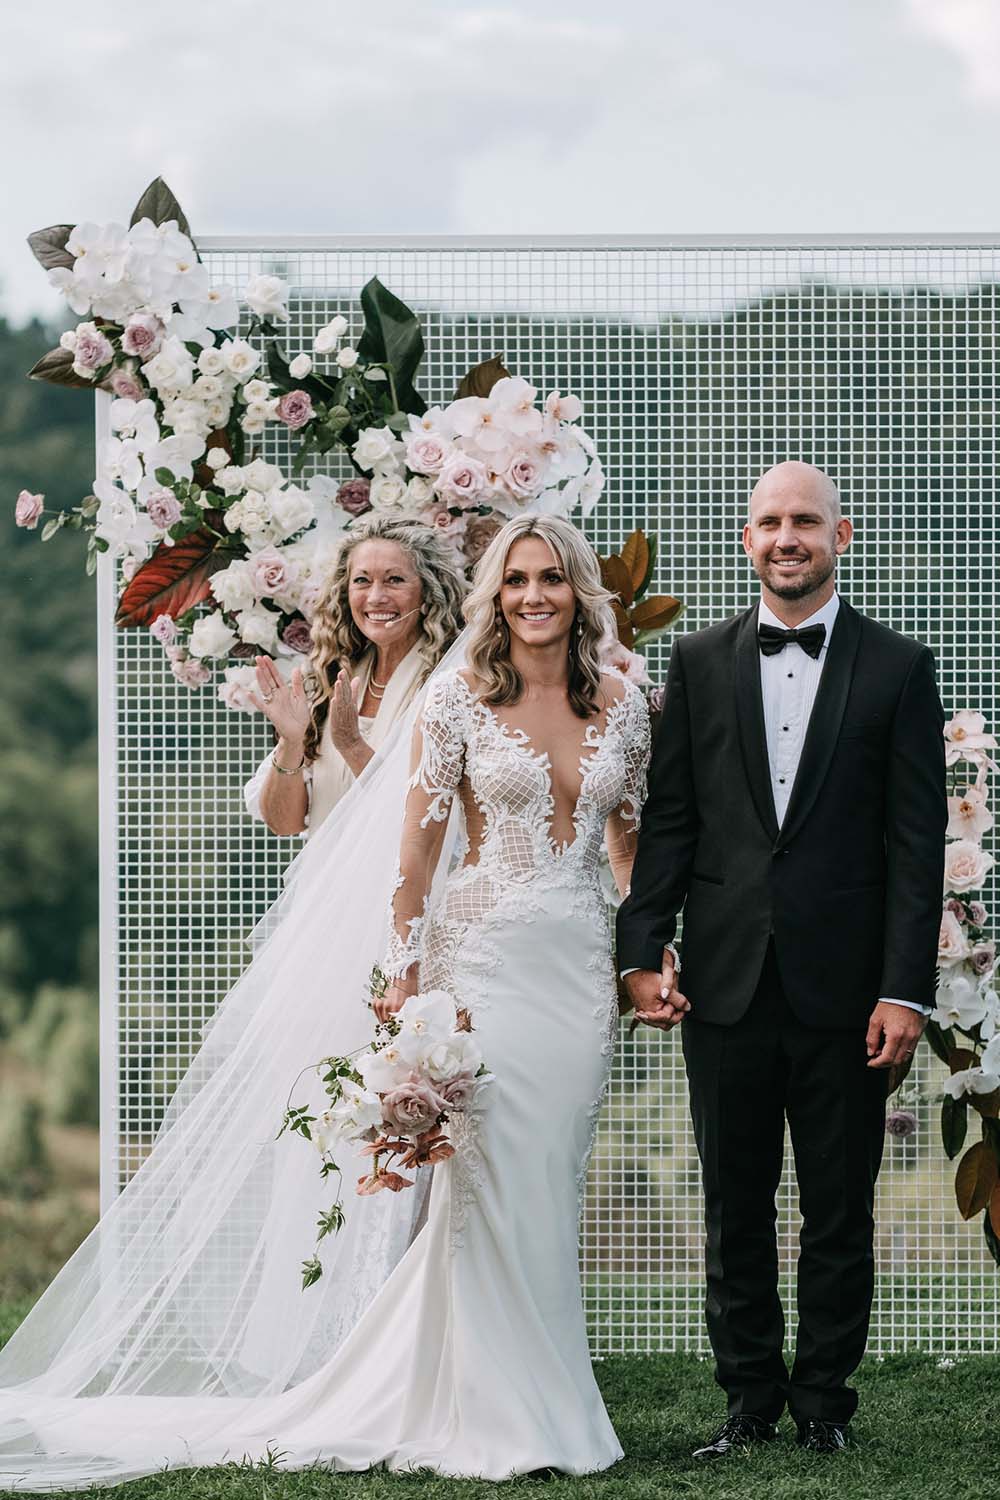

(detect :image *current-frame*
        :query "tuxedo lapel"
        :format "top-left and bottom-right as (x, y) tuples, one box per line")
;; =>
(734, 604), (780, 843)
(777, 600), (863, 848)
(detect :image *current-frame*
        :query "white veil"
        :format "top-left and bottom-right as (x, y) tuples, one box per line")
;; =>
(0, 632), (469, 1490)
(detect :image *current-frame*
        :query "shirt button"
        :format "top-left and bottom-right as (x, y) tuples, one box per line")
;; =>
(779, 777), (786, 784)
(787, 672), (794, 679)
(782, 725), (789, 732)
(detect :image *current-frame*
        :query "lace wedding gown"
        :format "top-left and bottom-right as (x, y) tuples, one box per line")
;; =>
(0, 666), (649, 1486)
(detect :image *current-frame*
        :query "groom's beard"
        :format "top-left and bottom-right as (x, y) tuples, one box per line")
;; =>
(754, 552), (835, 602)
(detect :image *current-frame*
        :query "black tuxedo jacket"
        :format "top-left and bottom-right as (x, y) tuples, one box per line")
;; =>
(616, 600), (947, 1029)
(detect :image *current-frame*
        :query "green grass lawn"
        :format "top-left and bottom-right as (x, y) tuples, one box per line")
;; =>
(2, 1300), (998, 1499)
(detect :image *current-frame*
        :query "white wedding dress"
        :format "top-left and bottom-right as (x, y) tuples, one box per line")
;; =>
(0, 659), (649, 1487)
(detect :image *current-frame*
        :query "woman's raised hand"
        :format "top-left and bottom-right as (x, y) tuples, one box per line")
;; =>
(328, 667), (363, 755)
(248, 656), (311, 748)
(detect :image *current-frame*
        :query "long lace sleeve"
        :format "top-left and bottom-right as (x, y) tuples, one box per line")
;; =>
(605, 683), (652, 899)
(383, 673), (468, 986)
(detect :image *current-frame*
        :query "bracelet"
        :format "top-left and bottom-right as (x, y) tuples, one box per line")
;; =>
(271, 747), (305, 776)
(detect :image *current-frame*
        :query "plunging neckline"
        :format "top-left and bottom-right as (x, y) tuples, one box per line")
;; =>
(467, 684), (624, 858)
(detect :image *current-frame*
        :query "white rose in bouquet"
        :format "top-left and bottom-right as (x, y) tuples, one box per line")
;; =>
(197, 346), (227, 377)
(436, 451), (488, 507)
(239, 490), (275, 543)
(243, 273), (289, 323)
(313, 315), (348, 353)
(353, 426), (401, 474)
(238, 605), (282, 653)
(142, 336), (195, 393)
(189, 611), (237, 659)
(220, 338), (261, 381)
(209, 560), (257, 614)
(336, 346), (359, 369)
(944, 838), (994, 893)
(243, 459), (285, 492)
(289, 353), (313, 378)
(215, 464), (246, 497)
(269, 484), (316, 540)
(370, 473), (409, 513)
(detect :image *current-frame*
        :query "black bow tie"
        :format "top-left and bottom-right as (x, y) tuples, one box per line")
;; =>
(757, 622), (827, 659)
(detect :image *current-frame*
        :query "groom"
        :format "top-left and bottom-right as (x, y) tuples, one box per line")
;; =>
(617, 462), (946, 1456)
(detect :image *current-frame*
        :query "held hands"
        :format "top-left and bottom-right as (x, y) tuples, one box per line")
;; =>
(624, 948), (691, 1030)
(866, 1000), (927, 1070)
(248, 657), (311, 747)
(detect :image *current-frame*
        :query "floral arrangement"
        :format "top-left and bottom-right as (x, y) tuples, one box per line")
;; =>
(15, 176), (674, 714)
(925, 710), (1000, 1263)
(278, 975), (491, 1288)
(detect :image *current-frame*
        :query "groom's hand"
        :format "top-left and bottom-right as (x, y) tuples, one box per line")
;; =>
(624, 950), (690, 1030)
(865, 1001), (926, 1069)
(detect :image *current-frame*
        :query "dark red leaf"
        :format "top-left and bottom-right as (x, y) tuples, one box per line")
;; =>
(115, 529), (229, 628)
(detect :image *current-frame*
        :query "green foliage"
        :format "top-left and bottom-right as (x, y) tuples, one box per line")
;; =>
(0, 1095), (51, 1198)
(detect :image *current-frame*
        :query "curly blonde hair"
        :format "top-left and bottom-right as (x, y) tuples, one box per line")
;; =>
(463, 514), (617, 719)
(303, 516), (466, 761)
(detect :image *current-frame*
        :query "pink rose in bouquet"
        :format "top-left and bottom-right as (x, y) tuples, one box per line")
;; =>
(381, 1076), (448, 1137)
(277, 390), (314, 430)
(337, 478), (372, 517)
(15, 490), (44, 529)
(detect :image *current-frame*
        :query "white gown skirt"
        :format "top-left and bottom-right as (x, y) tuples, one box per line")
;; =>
(0, 885), (623, 1485)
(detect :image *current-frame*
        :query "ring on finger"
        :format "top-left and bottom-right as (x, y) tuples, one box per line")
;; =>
(262, 691), (275, 703)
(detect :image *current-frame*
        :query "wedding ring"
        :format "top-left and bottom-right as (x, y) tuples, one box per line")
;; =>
(262, 691), (275, 703)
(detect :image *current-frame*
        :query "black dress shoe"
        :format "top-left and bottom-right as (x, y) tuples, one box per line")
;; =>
(692, 1414), (778, 1459)
(796, 1419), (851, 1452)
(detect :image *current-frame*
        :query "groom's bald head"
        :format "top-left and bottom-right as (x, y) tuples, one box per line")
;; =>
(748, 462), (842, 523)
(743, 461), (852, 614)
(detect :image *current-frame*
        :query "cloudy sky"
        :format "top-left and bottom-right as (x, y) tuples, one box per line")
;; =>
(3, 0), (999, 324)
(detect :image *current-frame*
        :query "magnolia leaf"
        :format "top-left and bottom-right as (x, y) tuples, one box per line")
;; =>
(971, 1088), (1000, 1120)
(601, 554), (635, 608)
(456, 355), (512, 399)
(990, 1181), (1000, 1241)
(356, 276), (425, 415)
(115, 529), (230, 628)
(941, 1093), (968, 1160)
(985, 1193), (1000, 1267)
(620, 531), (650, 595)
(631, 595), (683, 633)
(950, 1048), (980, 1073)
(610, 599), (635, 651)
(27, 223), (75, 271)
(636, 531), (658, 600)
(130, 176), (193, 240)
(955, 1138), (999, 1220)
(27, 347), (95, 390)
(924, 1018), (955, 1065)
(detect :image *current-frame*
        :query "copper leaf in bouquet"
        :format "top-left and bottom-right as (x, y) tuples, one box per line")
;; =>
(357, 277), (425, 415)
(955, 1139), (999, 1220)
(115, 529), (230, 628)
(456, 355), (512, 399)
(620, 530), (651, 598)
(130, 176), (194, 241)
(631, 594), (683, 643)
(941, 1094), (968, 1160)
(600, 553), (635, 609)
(26, 224), (75, 271)
(27, 347), (98, 390)
(610, 599), (635, 650)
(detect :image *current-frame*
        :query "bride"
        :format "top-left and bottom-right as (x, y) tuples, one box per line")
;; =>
(0, 514), (653, 1486)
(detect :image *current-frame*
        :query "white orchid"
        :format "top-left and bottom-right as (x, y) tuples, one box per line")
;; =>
(93, 478), (156, 561)
(144, 431), (205, 480)
(490, 376), (543, 437)
(109, 398), (160, 450)
(202, 284), (240, 330)
(100, 436), (145, 494)
(947, 785), (993, 842)
(943, 1066), (1000, 1099)
(933, 971), (988, 1032)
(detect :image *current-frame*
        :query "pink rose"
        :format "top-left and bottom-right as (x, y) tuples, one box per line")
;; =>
(405, 431), (449, 475)
(421, 504), (467, 544)
(249, 546), (297, 597)
(437, 1073), (477, 1111)
(885, 1109), (917, 1139)
(72, 324), (114, 376)
(170, 654), (211, 689)
(337, 478), (372, 517)
(437, 452), (488, 507)
(971, 940), (996, 976)
(970, 901), (989, 927)
(14, 490), (44, 529)
(945, 897), (967, 921)
(145, 489), (182, 530)
(938, 909), (971, 967)
(121, 312), (164, 359)
(149, 614), (177, 646)
(276, 390), (314, 430)
(944, 838), (994, 893)
(281, 618), (313, 654)
(380, 1076), (448, 1138)
(108, 364), (146, 401)
(463, 512), (503, 563)
(504, 449), (545, 500)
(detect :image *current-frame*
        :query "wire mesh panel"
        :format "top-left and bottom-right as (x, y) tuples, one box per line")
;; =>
(101, 238), (1000, 1357)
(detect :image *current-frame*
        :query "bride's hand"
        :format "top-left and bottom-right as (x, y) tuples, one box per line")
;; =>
(248, 657), (311, 746)
(374, 981), (413, 1024)
(328, 668), (363, 755)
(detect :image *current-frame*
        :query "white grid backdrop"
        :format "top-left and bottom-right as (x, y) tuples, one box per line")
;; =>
(99, 238), (1000, 1357)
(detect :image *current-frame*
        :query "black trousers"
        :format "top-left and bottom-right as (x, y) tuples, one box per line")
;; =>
(681, 941), (888, 1425)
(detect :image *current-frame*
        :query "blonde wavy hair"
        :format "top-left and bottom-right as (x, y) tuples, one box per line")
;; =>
(303, 516), (466, 762)
(463, 514), (618, 719)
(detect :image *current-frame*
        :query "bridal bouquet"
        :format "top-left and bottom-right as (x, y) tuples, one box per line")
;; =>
(278, 976), (492, 1288)
(17, 175), (662, 715)
(925, 710), (1000, 1263)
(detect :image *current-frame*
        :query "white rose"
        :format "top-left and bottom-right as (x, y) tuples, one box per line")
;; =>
(224, 502), (244, 533)
(243, 459), (284, 492)
(220, 338), (261, 380)
(243, 273), (289, 323)
(238, 606), (282, 652)
(288, 353), (312, 378)
(406, 476), (435, 505)
(313, 315), (348, 353)
(215, 464), (246, 496)
(206, 448), (230, 472)
(269, 484), (316, 540)
(218, 664), (260, 714)
(142, 336), (194, 393)
(197, 347), (226, 376)
(193, 374), (223, 402)
(209, 560), (257, 614)
(336, 346), (359, 369)
(944, 839), (994, 894)
(370, 473), (409, 512)
(242, 378), (271, 404)
(352, 426), (399, 473)
(938, 909), (972, 968)
(189, 610), (237, 659)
